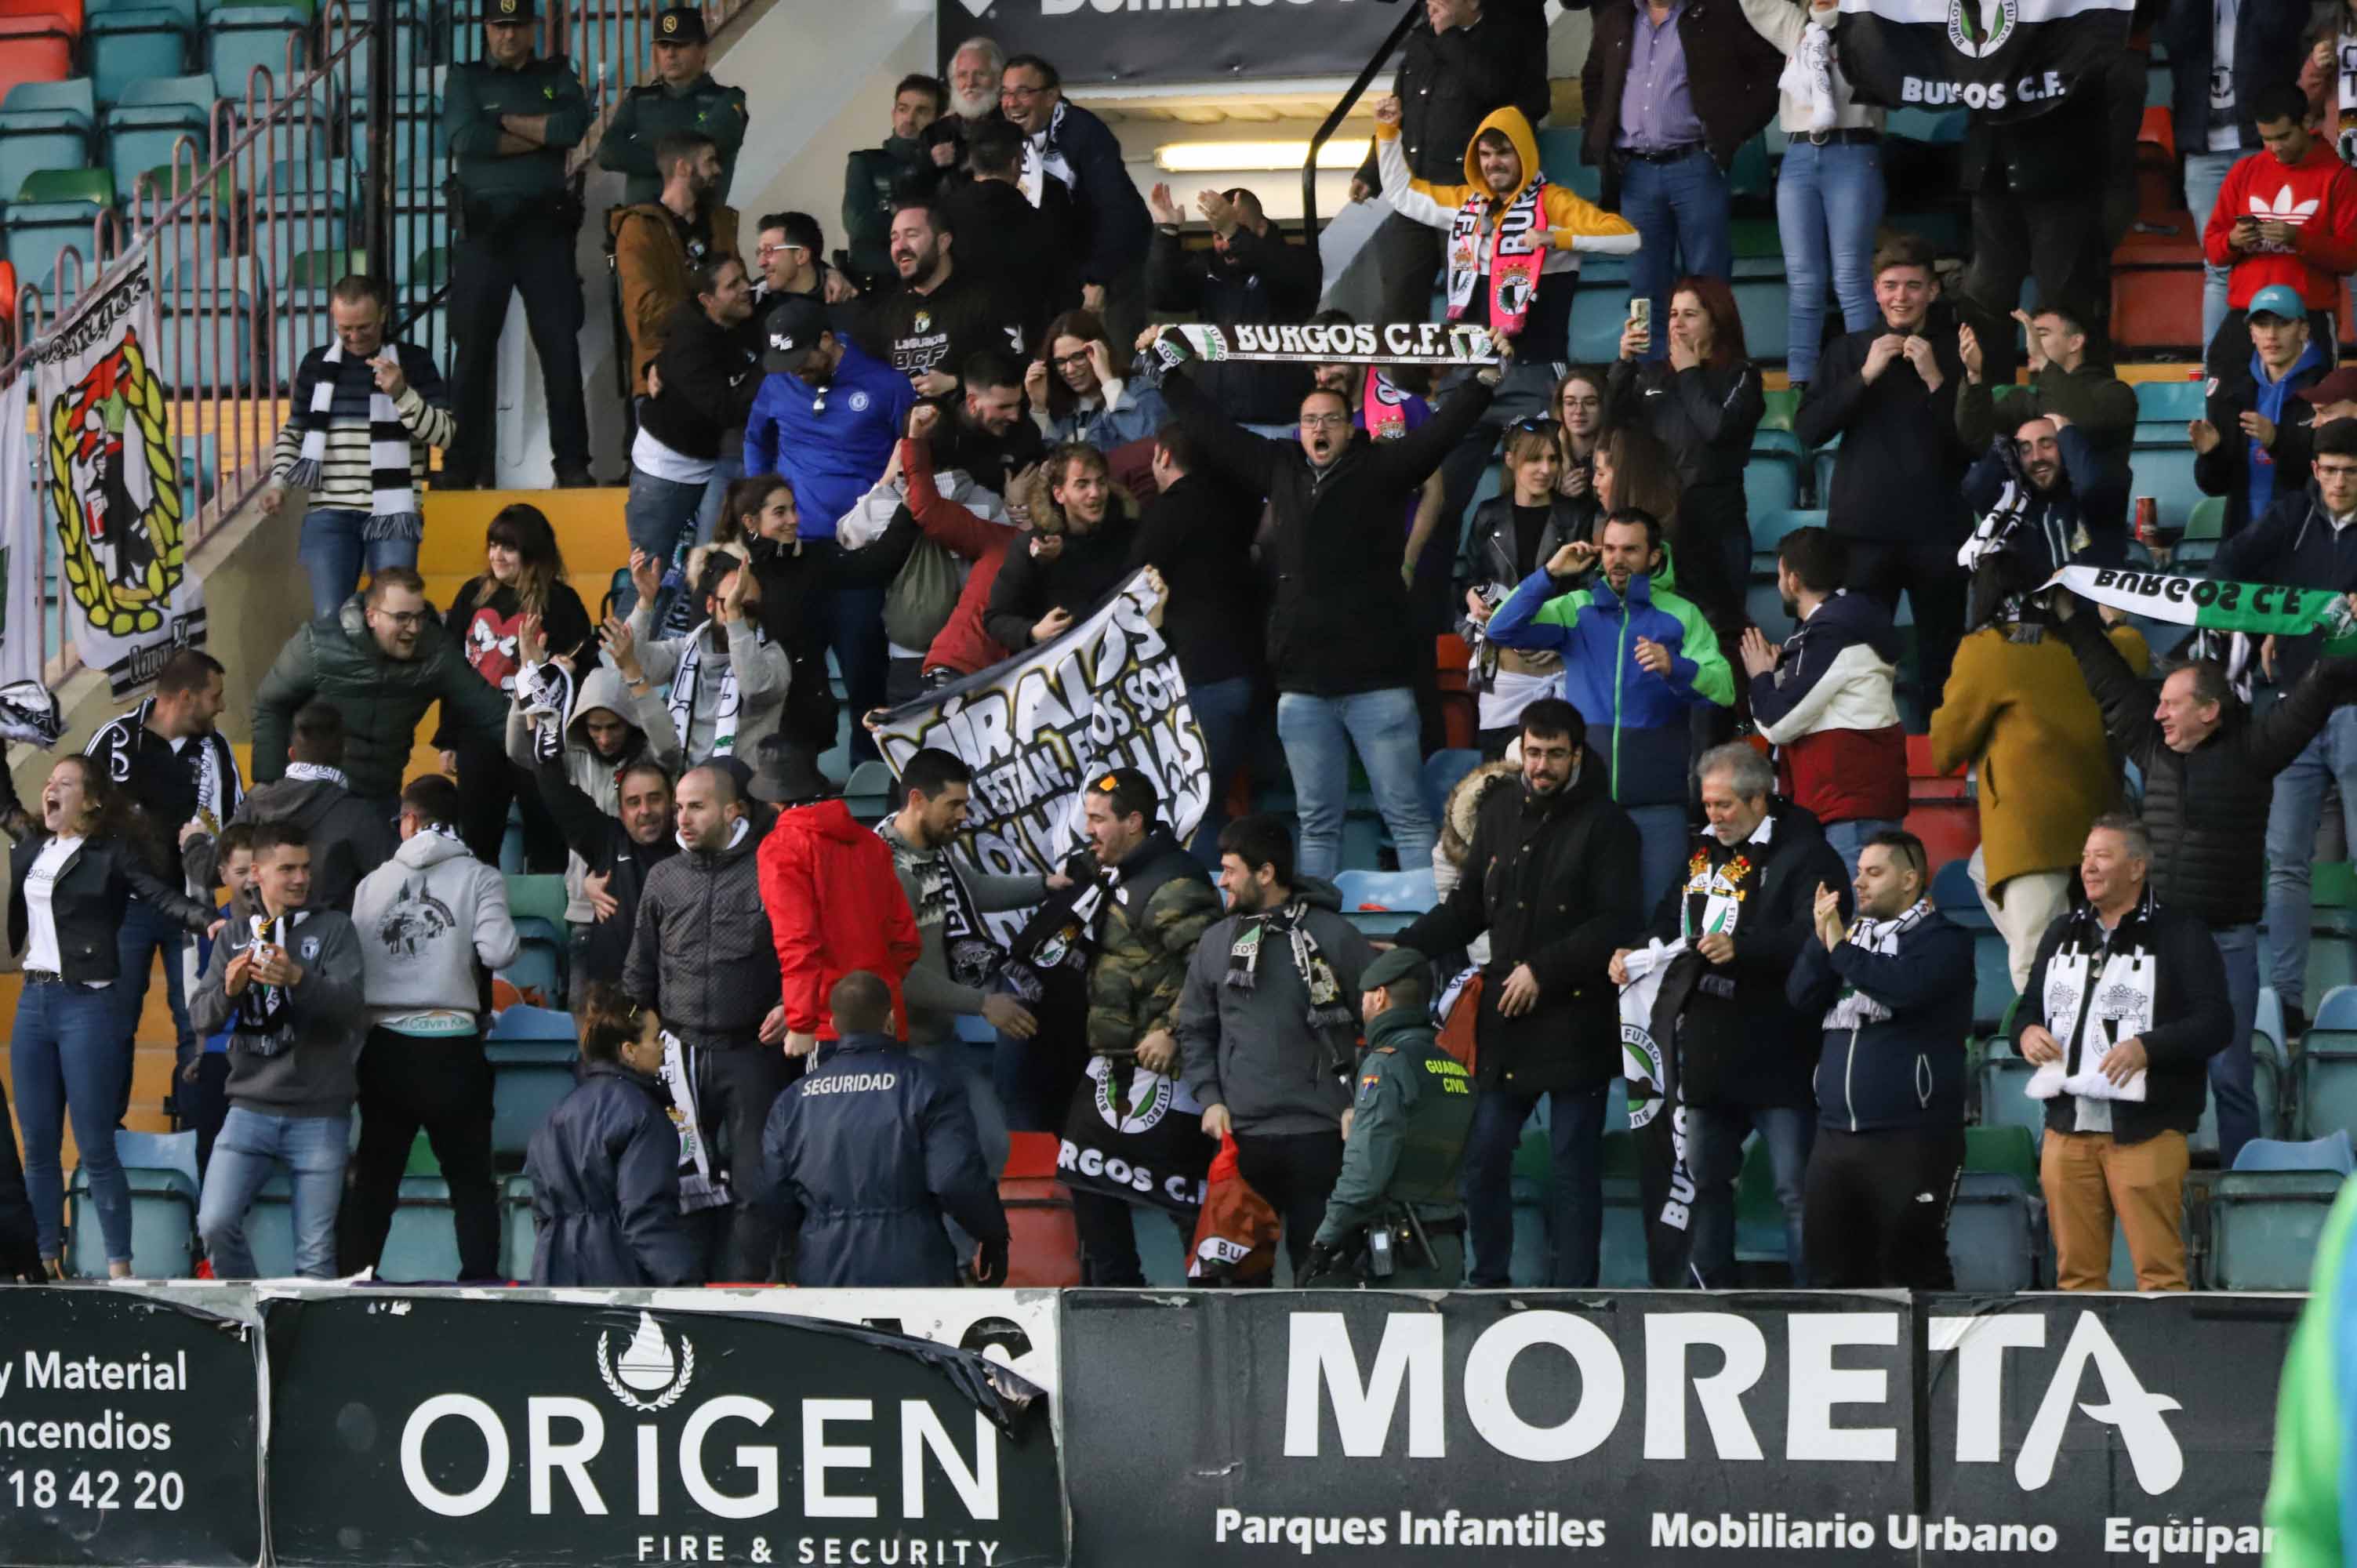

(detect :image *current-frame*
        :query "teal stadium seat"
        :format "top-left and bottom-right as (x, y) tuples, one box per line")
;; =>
(0, 78), (93, 200)
(2128, 445), (2202, 537)
(1948, 1172), (2036, 1292)
(502, 1172), (536, 1281)
(91, 7), (191, 110)
(487, 1034), (579, 1163)
(374, 1176), (463, 1281)
(100, 73), (214, 203)
(203, 2), (306, 100)
(2210, 1169), (2345, 1290)
(1744, 450), (1800, 521)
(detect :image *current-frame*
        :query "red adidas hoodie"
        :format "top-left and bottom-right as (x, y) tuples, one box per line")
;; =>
(2203, 140), (2357, 311)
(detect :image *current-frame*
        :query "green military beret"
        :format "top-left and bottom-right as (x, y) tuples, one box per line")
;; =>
(1360, 947), (1426, 994)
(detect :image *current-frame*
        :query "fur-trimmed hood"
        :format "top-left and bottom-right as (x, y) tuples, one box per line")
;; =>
(1440, 759), (1520, 867)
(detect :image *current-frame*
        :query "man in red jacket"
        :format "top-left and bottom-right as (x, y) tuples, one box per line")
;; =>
(755, 742), (922, 1057)
(2203, 81), (2357, 378)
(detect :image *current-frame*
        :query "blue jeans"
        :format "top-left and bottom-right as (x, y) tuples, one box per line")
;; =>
(2263, 710), (2357, 1012)
(625, 466), (709, 568)
(1462, 1081), (1609, 1287)
(1774, 140), (1886, 385)
(1626, 804), (1691, 917)
(2211, 922), (2261, 1171)
(117, 895), (194, 1078)
(1687, 1103), (1814, 1287)
(2183, 151), (2241, 352)
(1186, 675), (1256, 867)
(197, 1106), (351, 1279)
(1275, 687), (1435, 881)
(695, 450), (743, 547)
(300, 509), (420, 621)
(1620, 148), (1733, 362)
(11, 982), (133, 1264)
(1825, 817), (1902, 879)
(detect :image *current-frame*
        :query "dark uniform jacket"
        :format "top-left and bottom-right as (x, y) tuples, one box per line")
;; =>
(1312, 1004), (1475, 1249)
(599, 71), (749, 207)
(445, 54), (590, 219)
(759, 1033), (1008, 1287)
(1398, 761), (1640, 1094)
(526, 1061), (701, 1287)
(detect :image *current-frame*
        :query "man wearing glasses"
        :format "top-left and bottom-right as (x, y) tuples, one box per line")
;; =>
(997, 53), (1151, 350)
(250, 567), (511, 824)
(750, 212), (858, 312)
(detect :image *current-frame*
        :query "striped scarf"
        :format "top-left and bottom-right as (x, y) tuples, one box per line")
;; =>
(666, 624), (743, 758)
(1821, 898), (1934, 1033)
(289, 341), (421, 543)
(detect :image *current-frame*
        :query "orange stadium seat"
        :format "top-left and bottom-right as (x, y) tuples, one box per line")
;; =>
(2112, 267), (2204, 356)
(1000, 1133), (1080, 1287)
(0, 15), (74, 102)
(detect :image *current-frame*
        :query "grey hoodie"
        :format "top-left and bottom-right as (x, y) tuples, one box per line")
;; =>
(349, 830), (523, 1025)
(875, 816), (1047, 1047)
(227, 771), (398, 913)
(1175, 877), (1379, 1137)
(504, 662), (682, 924)
(189, 907), (368, 1117)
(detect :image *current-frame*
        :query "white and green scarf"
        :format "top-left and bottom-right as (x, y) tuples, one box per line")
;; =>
(666, 623), (743, 758)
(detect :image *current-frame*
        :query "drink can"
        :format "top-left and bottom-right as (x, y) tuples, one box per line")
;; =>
(2134, 495), (2159, 546)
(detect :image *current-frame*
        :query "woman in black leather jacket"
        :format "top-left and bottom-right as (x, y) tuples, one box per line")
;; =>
(1607, 274), (1766, 601)
(1458, 422), (1586, 757)
(9, 756), (217, 1277)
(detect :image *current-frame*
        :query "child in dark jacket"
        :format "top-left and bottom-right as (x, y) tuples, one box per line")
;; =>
(526, 983), (700, 1288)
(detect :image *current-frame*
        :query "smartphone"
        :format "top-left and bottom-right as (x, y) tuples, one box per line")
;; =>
(1628, 296), (1651, 351)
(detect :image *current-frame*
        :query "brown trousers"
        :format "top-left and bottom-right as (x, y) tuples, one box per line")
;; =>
(2039, 1128), (2190, 1291)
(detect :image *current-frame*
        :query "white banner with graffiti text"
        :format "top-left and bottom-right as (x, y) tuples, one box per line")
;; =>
(35, 258), (206, 697)
(874, 570), (1209, 938)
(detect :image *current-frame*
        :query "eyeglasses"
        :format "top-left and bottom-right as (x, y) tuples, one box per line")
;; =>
(1300, 412), (1353, 429)
(755, 241), (804, 259)
(373, 609), (427, 630)
(1000, 83), (1048, 100)
(1052, 350), (1095, 371)
(2320, 463), (2357, 479)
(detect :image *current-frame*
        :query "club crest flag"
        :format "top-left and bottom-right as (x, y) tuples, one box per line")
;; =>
(873, 569), (1209, 940)
(35, 258), (206, 696)
(0, 378), (45, 691)
(1835, 0), (2131, 119)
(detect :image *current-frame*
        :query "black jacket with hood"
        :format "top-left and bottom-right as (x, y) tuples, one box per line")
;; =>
(1355, 0), (1550, 187)
(1399, 757), (1642, 1094)
(1162, 361), (1494, 696)
(526, 1060), (701, 1287)
(1647, 799), (1852, 1109)
(982, 507), (1142, 654)
(536, 750), (681, 989)
(638, 300), (762, 462)
(231, 772), (398, 914)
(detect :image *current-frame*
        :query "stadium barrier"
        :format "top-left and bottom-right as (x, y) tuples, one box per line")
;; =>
(0, 1285), (2297, 1567)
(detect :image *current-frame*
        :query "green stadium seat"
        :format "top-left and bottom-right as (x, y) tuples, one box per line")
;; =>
(1760, 386), (1800, 433)
(2210, 1171), (2344, 1290)
(1964, 1123), (2038, 1185)
(18, 163), (112, 205)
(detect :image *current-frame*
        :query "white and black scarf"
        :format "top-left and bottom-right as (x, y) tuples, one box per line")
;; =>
(518, 659), (575, 766)
(1821, 898), (1934, 1033)
(1225, 901), (1354, 1037)
(880, 826), (1003, 990)
(657, 1029), (731, 1213)
(2027, 891), (2158, 1106)
(1019, 100), (1074, 207)
(666, 623), (743, 758)
(1781, 20), (1839, 132)
(284, 761), (348, 790)
(1445, 178), (1548, 330)
(288, 341), (420, 543)
(234, 909), (311, 1041)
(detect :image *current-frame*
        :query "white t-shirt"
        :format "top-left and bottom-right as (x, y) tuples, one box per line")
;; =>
(630, 425), (716, 487)
(1478, 666), (1561, 733)
(2208, 0), (2241, 152)
(23, 837), (106, 988)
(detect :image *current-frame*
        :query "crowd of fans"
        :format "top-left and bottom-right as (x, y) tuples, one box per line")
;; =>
(6, 0), (2357, 1294)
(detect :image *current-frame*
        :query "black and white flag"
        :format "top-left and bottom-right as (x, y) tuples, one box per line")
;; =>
(1835, 0), (2132, 118)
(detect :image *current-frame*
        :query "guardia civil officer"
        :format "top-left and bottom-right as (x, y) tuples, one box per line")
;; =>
(441, 0), (594, 489)
(1302, 948), (1474, 1287)
(597, 6), (748, 208)
(757, 970), (1010, 1287)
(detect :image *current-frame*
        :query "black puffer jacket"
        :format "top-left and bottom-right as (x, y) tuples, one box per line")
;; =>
(1398, 759), (1642, 1094)
(526, 1061), (701, 1287)
(1647, 800), (1851, 1109)
(1162, 363), (1494, 695)
(621, 826), (781, 1047)
(1604, 356), (1764, 555)
(2060, 608), (2357, 928)
(1352, 0), (1551, 186)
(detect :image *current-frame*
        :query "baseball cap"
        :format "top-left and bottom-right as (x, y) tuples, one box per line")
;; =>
(2248, 283), (2308, 324)
(761, 296), (828, 376)
(653, 5), (706, 44)
(481, 0), (533, 22)
(2300, 368), (2357, 405)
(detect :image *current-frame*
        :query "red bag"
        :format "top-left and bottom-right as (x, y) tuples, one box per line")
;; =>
(1188, 1134), (1280, 1284)
(1437, 970), (1481, 1074)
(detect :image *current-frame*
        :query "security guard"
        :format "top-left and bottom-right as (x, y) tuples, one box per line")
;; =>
(1304, 948), (1473, 1287)
(757, 970), (1011, 1288)
(598, 6), (748, 208)
(441, 0), (594, 488)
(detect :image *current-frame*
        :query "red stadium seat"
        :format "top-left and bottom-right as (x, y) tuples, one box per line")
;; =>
(1001, 1132), (1080, 1288)
(0, 16), (72, 100)
(2137, 103), (2173, 162)
(1905, 732), (1967, 800)
(1435, 633), (1469, 693)
(1905, 799), (1981, 877)
(2112, 267), (2205, 355)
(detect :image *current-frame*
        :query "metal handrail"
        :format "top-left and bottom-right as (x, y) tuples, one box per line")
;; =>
(1300, 1), (1420, 270)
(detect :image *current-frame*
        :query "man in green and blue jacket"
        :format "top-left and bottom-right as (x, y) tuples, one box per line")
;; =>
(1483, 506), (1734, 909)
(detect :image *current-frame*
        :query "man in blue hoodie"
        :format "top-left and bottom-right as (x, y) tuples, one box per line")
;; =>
(743, 294), (914, 759)
(1785, 828), (1973, 1289)
(1480, 506), (1734, 909)
(2192, 283), (2331, 541)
